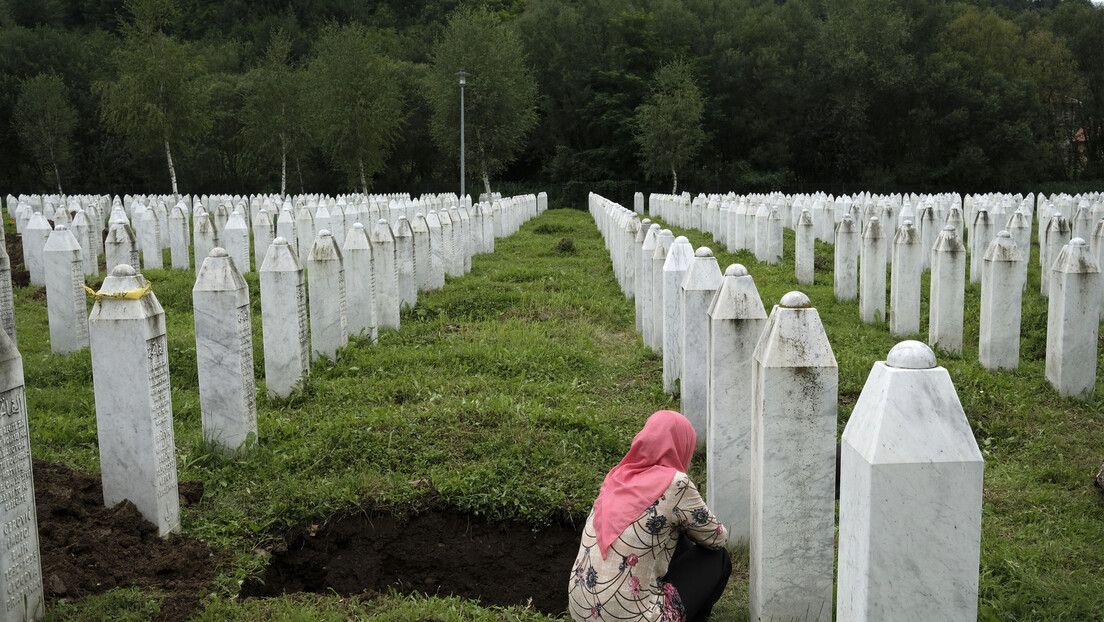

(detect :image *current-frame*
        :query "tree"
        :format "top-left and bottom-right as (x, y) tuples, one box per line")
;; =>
(634, 59), (705, 194)
(424, 7), (538, 195)
(306, 22), (405, 194)
(94, 0), (210, 195)
(12, 72), (76, 194)
(241, 28), (307, 196)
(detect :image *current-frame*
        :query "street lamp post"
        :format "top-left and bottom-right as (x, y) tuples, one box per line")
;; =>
(457, 70), (468, 199)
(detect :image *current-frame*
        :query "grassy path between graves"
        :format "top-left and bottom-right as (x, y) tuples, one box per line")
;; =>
(15, 206), (1104, 620)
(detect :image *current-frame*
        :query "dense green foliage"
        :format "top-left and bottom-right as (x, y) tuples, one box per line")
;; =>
(633, 59), (705, 195)
(11, 71), (76, 194)
(0, 0), (1102, 199)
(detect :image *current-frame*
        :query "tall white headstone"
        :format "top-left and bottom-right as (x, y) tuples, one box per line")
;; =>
(929, 225), (966, 354)
(706, 264), (766, 544)
(411, 214), (431, 292)
(43, 226), (89, 354)
(795, 209), (815, 285)
(889, 220), (922, 336)
(88, 265), (180, 536)
(370, 220), (400, 331)
(838, 340), (983, 622)
(22, 213), (51, 286)
(750, 291), (837, 622)
(835, 215), (859, 301)
(651, 230), (674, 353)
(193, 248), (257, 451)
(223, 209), (251, 273)
(193, 213), (219, 275)
(306, 231), (347, 360)
(1046, 238), (1100, 398)
(979, 232), (1025, 370)
(662, 237), (695, 394)
(105, 223), (140, 274)
(168, 206), (190, 270)
(0, 242), (15, 346)
(138, 208), (163, 270)
(680, 247), (723, 445)
(343, 223), (377, 341)
(859, 217), (887, 323)
(425, 211), (446, 290)
(0, 329), (45, 620)
(258, 238), (310, 399)
(393, 216), (417, 309)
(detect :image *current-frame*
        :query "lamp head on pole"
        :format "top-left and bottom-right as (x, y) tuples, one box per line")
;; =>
(456, 69), (468, 87)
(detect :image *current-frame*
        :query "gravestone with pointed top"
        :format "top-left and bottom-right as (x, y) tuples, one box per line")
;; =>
(44, 226), (89, 354)
(890, 221), (922, 336)
(680, 248), (723, 445)
(1046, 238), (1100, 398)
(138, 209), (163, 270)
(306, 230), (347, 360)
(1041, 214), (1071, 297)
(223, 209), (250, 273)
(835, 215), (859, 301)
(105, 223), (139, 274)
(89, 264), (180, 536)
(193, 248), (257, 451)
(370, 220), (400, 330)
(706, 264), (766, 544)
(929, 226), (966, 354)
(979, 232), (1025, 370)
(193, 213), (219, 275)
(662, 237), (695, 393)
(796, 209), (815, 285)
(23, 213), (51, 286)
(750, 291), (837, 622)
(394, 217), (417, 308)
(425, 211), (446, 290)
(343, 223), (377, 341)
(651, 230), (674, 353)
(168, 206), (190, 270)
(0, 241), (14, 346)
(860, 217), (887, 323)
(838, 340), (983, 622)
(259, 238), (310, 398)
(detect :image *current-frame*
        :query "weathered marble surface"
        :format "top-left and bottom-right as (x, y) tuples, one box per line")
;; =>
(929, 226), (965, 354)
(276, 209), (297, 255)
(859, 217), (886, 323)
(969, 208), (994, 284)
(706, 264), (766, 544)
(0, 328), (45, 620)
(138, 208), (162, 270)
(979, 232), (1025, 370)
(343, 223), (377, 341)
(1046, 238), (1100, 398)
(193, 248), (257, 451)
(105, 223), (140, 275)
(679, 247), (722, 445)
(1041, 213), (1070, 296)
(43, 226), (88, 354)
(890, 220), (922, 336)
(838, 341), (983, 622)
(393, 217), (417, 309)
(750, 291), (837, 622)
(795, 209), (814, 285)
(259, 238), (310, 398)
(306, 230), (348, 361)
(835, 215), (858, 301)
(193, 212), (219, 275)
(662, 236), (694, 394)
(0, 240), (15, 346)
(23, 212), (51, 286)
(425, 211), (446, 290)
(651, 230), (674, 353)
(222, 209), (251, 273)
(370, 220), (400, 330)
(169, 206), (191, 270)
(89, 264), (180, 536)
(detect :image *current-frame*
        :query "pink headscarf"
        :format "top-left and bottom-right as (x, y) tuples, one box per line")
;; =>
(592, 410), (696, 558)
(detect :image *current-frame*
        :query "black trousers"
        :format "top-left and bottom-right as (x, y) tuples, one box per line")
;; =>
(664, 534), (732, 622)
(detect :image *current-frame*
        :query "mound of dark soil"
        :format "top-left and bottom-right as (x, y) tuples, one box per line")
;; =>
(242, 510), (582, 615)
(34, 460), (227, 622)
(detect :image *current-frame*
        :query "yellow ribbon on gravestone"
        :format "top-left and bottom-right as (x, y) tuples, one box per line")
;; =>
(82, 282), (152, 300)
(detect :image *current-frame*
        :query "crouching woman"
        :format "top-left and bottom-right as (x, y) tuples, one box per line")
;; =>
(568, 410), (731, 622)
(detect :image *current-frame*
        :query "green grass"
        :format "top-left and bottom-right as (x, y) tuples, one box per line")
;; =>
(16, 206), (1104, 619)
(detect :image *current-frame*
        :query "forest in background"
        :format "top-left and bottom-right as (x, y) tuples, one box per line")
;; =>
(1, 0), (1102, 205)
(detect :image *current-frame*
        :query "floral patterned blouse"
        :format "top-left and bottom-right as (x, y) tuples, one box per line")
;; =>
(568, 472), (728, 621)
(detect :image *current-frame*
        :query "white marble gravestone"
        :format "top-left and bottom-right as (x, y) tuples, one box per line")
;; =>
(1041, 213), (1070, 297)
(929, 226), (966, 354)
(411, 214), (431, 292)
(276, 209), (297, 255)
(1046, 238), (1100, 398)
(835, 215), (859, 301)
(795, 209), (815, 285)
(425, 211), (446, 290)
(193, 248), (257, 451)
(438, 210), (458, 278)
(306, 231), (348, 361)
(258, 238), (310, 398)
(22, 213), (51, 286)
(662, 237), (695, 394)
(706, 264), (766, 544)
(680, 247), (723, 446)
(838, 340), (983, 622)
(70, 209), (96, 277)
(343, 223), (377, 341)
(979, 232), (1025, 370)
(0, 242), (14, 346)
(890, 220), (922, 336)
(750, 291), (837, 622)
(168, 206), (190, 270)
(370, 220), (400, 331)
(138, 208), (163, 270)
(393, 217), (417, 309)
(43, 226), (89, 354)
(88, 265), (180, 536)
(638, 224), (659, 345)
(0, 329), (45, 620)
(1007, 210), (1031, 290)
(969, 208), (994, 284)
(651, 230), (674, 353)
(860, 217), (887, 323)
(223, 209), (251, 273)
(105, 223), (139, 274)
(252, 208), (275, 273)
(193, 213), (219, 275)
(295, 207), (314, 259)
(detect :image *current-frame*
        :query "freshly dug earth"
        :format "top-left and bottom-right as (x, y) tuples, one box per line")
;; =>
(243, 510), (583, 615)
(34, 460), (225, 622)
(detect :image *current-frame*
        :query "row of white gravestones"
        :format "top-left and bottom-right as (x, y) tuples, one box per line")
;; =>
(591, 200), (986, 620)
(640, 189), (1104, 397)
